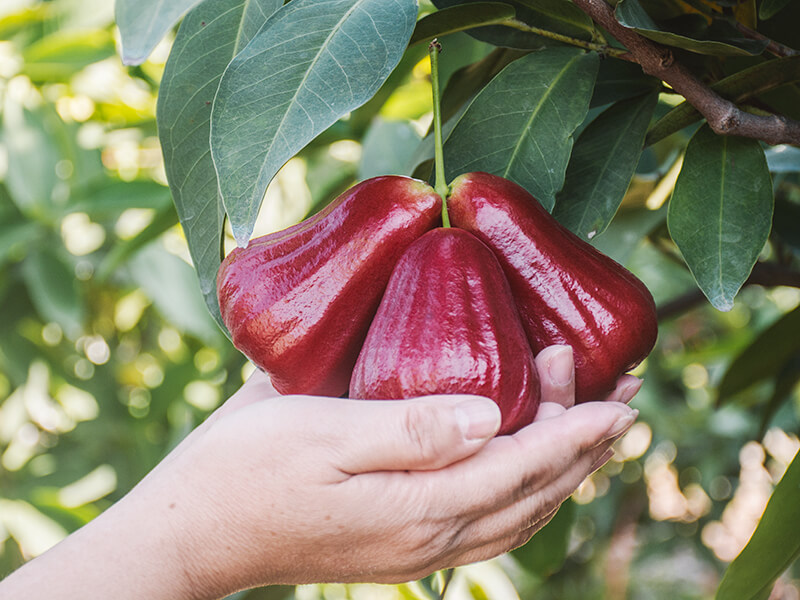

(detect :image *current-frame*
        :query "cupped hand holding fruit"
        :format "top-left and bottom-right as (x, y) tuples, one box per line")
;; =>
(0, 350), (640, 600)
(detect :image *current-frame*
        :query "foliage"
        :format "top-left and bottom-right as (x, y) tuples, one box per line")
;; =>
(1, 0), (800, 599)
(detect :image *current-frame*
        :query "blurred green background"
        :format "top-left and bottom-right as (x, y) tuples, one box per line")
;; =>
(0, 1), (798, 598)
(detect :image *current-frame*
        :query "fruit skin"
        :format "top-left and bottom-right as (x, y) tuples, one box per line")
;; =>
(350, 227), (540, 435)
(448, 172), (658, 403)
(217, 176), (442, 397)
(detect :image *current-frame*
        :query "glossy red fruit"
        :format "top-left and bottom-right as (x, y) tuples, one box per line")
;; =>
(350, 227), (540, 435)
(448, 172), (657, 403)
(217, 176), (442, 397)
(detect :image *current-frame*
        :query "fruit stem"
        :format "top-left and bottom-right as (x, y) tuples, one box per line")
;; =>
(429, 39), (451, 228)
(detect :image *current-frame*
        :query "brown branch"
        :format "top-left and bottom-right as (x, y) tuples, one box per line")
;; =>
(657, 262), (800, 321)
(571, 0), (800, 146)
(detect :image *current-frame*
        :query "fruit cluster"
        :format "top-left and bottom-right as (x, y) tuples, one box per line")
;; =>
(217, 172), (658, 435)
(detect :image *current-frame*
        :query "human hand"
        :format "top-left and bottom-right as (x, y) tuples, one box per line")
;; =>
(0, 345), (641, 600)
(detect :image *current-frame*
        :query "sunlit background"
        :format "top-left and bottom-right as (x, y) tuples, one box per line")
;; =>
(0, 0), (798, 598)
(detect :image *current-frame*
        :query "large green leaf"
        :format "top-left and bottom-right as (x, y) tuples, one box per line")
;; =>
(616, 0), (768, 56)
(210, 0), (417, 246)
(410, 2), (516, 46)
(158, 0), (281, 332)
(21, 248), (85, 338)
(115, 0), (204, 65)
(715, 451), (800, 600)
(444, 48), (598, 211)
(668, 125), (773, 312)
(717, 305), (800, 403)
(440, 47), (528, 124)
(554, 92), (658, 239)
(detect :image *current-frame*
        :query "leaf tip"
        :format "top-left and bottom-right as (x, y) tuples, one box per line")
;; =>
(711, 296), (735, 312)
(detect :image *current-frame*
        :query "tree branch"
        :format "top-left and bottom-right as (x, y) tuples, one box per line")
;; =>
(657, 262), (800, 321)
(572, 0), (800, 146)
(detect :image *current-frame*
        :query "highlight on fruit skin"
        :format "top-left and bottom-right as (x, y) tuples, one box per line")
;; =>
(350, 227), (541, 435)
(448, 171), (658, 403)
(217, 176), (442, 397)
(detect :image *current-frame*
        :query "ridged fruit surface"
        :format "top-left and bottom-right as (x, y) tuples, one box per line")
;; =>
(448, 172), (657, 403)
(350, 228), (540, 435)
(217, 176), (442, 397)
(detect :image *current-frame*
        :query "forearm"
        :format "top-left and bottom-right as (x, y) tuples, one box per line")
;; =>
(0, 475), (195, 600)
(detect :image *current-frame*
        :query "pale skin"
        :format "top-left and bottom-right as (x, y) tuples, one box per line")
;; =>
(0, 344), (643, 599)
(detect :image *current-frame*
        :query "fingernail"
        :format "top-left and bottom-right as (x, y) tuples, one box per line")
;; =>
(456, 398), (502, 441)
(603, 408), (638, 443)
(590, 449), (614, 473)
(547, 346), (574, 386)
(619, 378), (643, 404)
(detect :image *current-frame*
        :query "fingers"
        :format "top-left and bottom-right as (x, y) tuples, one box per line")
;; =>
(323, 395), (502, 475)
(431, 401), (637, 516)
(453, 440), (615, 546)
(533, 402), (567, 422)
(535, 345), (576, 409)
(602, 374), (643, 404)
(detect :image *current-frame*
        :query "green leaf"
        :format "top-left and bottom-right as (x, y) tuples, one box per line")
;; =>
(0, 6), (49, 41)
(764, 145), (800, 173)
(70, 180), (172, 218)
(22, 30), (114, 82)
(554, 92), (658, 239)
(759, 0), (792, 20)
(127, 243), (223, 346)
(433, 0), (595, 49)
(440, 47), (528, 124)
(715, 451), (800, 600)
(717, 305), (800, 403)
(0, 221), (43, 269)
(158, 0), (281, 333)
(97, 205), (179, 282)
(668, 125), (773, 312)
(210, 0), (417, 246)
(616, 0), (768, 56)
(115, 0), (204, 66)
(590, 205), (667, 266)
(410, 2), (516, 46)
(358, 118), (421, 180)
(758, 358), (800, 438)
(646, 56), (800, 147)
(1, 96), (60, 217)
(444, 48), (598, 211)
(590, 56), (660, 108)
(512, 499), (575, 576)
(21, 248), (84, 338)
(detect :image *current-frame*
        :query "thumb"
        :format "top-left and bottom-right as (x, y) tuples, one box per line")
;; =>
(333, 395), (501, 474)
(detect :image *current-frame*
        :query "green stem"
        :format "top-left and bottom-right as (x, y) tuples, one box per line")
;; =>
(502, 18), (632, 60)
(429, 39), (451, 228)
